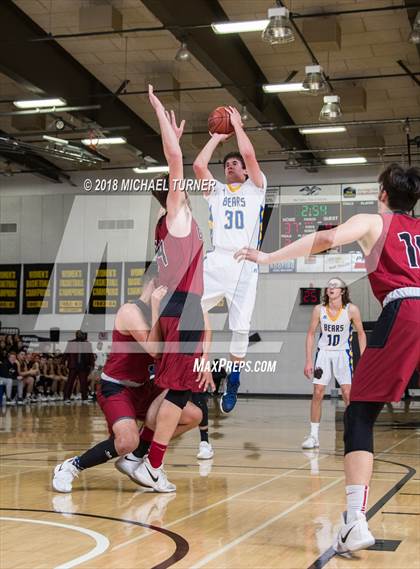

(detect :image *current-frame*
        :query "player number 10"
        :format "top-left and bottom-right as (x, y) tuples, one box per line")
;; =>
(327, 334), (340, 346)
(224, 209), (244, 230)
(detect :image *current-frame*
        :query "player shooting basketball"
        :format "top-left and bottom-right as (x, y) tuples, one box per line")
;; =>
(193, 106), (267, 418)
(235, 163), (420, 555)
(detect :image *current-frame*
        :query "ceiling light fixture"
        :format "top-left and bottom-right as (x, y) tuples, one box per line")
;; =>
(133, 165), (169, 174)
(211, 20), (268, 34)
(175, 42), (191, 62)
(43, 134), (69, 145)
(319, 95), (342, 121)
(302, 65), (327, 95)
(13, 98), (67, 109)
(285, 152), (300, 168)
(409, 12), (420, 44)
(299, 126), (347, 134)
(325, 157), (367, 165)
(81, 136), (126, 145)
(262, 82), (305, 93)
(262, 7), (294, 45)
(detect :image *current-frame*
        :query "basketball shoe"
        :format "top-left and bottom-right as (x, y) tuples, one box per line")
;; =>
(52, 457), (79, 492)
(133, 457), (176, 493)
(220, 374), (240, 414)
(197, 441), (214, 459)
(334, 511), (375, 554)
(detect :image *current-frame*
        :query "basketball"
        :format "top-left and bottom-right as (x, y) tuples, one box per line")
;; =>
(208, 106), (234, 135)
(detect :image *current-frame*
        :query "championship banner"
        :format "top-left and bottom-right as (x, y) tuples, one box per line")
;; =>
(22, 264), (54, 314)
(124, 262), (147, 303)
(55, 263), (88, 314)
(89, 262), (122, 314)
(0, 264), (21, 314)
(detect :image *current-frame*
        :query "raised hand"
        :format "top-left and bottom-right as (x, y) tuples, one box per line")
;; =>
(225, 106), (243, 129)
(209, 131), (234, 143)
(165, 109), (186, 140)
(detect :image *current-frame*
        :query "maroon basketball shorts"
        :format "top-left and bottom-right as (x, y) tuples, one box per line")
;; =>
(155, 291), (204, 392)
(97, 379), (163, 434)
(351, 298), (420, 402)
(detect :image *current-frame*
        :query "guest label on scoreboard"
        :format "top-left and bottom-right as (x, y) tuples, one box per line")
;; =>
(89, 262), (122, 314)
(22, 264), (54, 314)
(0, 264), (21, 314)
(55, 263), (88, 314)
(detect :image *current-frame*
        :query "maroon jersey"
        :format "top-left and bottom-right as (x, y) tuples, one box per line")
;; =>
(103, 300), (154, 383)
(155, 213), (204, 295)
(365, 212), (420, 305)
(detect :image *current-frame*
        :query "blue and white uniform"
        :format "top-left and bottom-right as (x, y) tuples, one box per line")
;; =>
(313, 304), (353, 386)
(202, 174), (266, 337)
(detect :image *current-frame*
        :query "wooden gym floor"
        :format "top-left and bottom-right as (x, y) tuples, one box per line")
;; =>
(1, 397), (419, 569)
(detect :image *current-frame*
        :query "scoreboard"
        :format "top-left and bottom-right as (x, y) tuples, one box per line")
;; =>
(281, 203), (340, 247)
(262, 182), (379, 273)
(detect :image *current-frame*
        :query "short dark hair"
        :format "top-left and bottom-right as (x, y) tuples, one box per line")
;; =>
(151, 174), (169, 209)
(378, 163), (420, 212)
(223, 152), (246, 170)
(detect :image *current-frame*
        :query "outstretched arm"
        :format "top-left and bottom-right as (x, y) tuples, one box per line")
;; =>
(148, 85), (186, 215)
(193, 132), (232, 196)
(226, 106), (264, 189)
(235, 214), (375, 264)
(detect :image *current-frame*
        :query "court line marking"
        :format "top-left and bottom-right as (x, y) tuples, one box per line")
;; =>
(0, 516), (109, 569)
(112, 454), (331, 552)
(191, 433), (416, 569)
(191, 476), (344, 569)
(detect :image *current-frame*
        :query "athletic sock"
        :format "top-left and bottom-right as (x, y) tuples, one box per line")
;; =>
(229, 369), (241, 385)
(310, 422), (320, 439)
(132, 426), (154, 458)
(148, 441), (167, 469)
(73, 438), (118, 470)
(346, 484), (369, 522)
(200, 428), (209, 443)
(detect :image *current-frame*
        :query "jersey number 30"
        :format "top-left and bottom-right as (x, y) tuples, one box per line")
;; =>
(224, 210), (244, 230)
(398, 232), (420, 268)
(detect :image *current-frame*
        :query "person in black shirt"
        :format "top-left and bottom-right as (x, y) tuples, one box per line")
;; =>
(0, 352), (19, 405)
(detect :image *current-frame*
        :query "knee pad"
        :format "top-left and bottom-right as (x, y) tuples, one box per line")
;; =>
(165, 389), (191, 410)
(230, 331), (249, 358)
(344, 401), (384, 455)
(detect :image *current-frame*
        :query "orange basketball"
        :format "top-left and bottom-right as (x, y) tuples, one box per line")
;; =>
(208, 107), (234, 135)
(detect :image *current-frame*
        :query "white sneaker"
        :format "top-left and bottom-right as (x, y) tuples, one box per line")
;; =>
(302, 434), (319, 449)
(133, 458), (176, 493)
(52, 457), (80, 493)
(197, 441), (214, 460)
(334, 511), (375, 554)
(115, 455), (147, 485)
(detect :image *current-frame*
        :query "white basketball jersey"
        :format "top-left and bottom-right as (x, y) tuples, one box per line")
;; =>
(318, 304), (353, 351)
(205, 173), (267, 251)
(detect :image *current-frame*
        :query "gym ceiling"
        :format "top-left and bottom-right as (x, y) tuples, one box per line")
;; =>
(0, 0), (419, 183)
